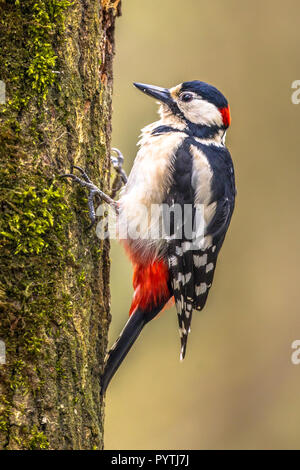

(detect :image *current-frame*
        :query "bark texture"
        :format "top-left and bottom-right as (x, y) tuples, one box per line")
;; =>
(0, 0), (120, 450)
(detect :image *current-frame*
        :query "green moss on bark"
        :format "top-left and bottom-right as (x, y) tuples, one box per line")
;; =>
(1, 0), (73, 110)
(0, 0), (120, 450)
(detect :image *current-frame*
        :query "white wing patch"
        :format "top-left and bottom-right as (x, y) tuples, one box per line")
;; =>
(168, 242), (219, 360)
(195, 283), (207, 296)
(193, 253), (207, 267)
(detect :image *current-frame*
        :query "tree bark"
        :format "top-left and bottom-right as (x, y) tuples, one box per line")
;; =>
(0, 0), (120, 450)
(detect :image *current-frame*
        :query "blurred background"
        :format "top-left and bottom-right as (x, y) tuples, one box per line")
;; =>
(105, 0), (300, 449)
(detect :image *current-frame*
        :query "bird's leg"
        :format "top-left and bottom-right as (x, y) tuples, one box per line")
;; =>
(110, 148), (128, 199)
(61, 165), (118, 227)
(61, 148), (127, 227)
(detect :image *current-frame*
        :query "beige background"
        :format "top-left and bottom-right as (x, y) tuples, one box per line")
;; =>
(105, 0), (300, 449)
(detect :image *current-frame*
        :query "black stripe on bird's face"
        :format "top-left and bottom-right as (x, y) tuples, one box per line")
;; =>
(170, 81), (230, 129)
(134, 80), (231, 130)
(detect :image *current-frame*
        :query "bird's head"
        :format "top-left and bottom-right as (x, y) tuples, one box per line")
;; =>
(134, 80), (230, 130)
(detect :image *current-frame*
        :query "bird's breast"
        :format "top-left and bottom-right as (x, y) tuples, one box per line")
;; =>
(118, 131), (186, 262)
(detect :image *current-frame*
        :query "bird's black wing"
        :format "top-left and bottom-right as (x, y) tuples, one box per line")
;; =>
(165, 138), (235, 359)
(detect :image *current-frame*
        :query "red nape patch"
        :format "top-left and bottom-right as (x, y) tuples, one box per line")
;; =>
(219, 106), (231, 128)
(129, 260), (170, 315)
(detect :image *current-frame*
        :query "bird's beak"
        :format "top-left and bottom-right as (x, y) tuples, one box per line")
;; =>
(133, 82), (171, 105)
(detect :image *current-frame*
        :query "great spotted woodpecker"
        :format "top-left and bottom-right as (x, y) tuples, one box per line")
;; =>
(63, 80), (236, 395)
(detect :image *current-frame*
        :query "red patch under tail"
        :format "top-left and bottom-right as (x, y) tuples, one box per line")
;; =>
(129, 260), (170, 315)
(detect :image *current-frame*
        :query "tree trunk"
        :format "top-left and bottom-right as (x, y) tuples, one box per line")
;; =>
(0, 0), (120, 450)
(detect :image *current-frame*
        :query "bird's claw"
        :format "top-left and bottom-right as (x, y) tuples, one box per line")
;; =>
(61, 167), (118, 227)
(110, 148), (127, 198)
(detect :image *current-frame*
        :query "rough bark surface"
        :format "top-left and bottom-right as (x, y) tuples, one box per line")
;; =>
(0, 0), (120, 450)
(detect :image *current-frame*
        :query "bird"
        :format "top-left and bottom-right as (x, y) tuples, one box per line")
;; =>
(62, 80), (236, 395)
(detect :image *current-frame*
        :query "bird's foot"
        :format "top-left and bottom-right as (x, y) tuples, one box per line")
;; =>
(61, 166), (118, 227)
(110, 148), (127, 198)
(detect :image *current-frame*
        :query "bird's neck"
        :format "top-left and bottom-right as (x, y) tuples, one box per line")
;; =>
(184, 121), (225, 142)
(156, 105), (226, 144)
(147, 115), (226, 145)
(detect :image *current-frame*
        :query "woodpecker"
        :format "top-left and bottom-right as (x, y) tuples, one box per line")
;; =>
(62, 80), (236, 395)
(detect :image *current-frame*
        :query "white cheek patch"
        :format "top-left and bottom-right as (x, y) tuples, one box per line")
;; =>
(178, 99), (223, 127)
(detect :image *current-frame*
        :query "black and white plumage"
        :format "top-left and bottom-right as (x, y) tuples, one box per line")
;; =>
(99, 80), (236, 393)
(130, 80), (236, 360)
(164, 136), (235, 359)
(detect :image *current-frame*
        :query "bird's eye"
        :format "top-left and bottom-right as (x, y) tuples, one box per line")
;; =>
(181, 93), (193, 102)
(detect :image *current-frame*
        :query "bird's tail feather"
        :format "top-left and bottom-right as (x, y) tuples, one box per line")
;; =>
(101, 308), (146, 395)
(101, 305), (165, 395)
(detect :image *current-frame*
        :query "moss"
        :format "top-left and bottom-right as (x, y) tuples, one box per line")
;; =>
(10, 360), (26, 391)
(0, 124), (97, 447)
(28, 426), (49, 450)
(0, 184), (71, 255)
(0, 396), (12, 433)
(0, 0), (118, 450)
(77, 269), (86, 287)
(0, 0), (72, 113)
(26, 0), (73, 101)
(55, 359), (66, 379)
(0, 129), (76, 369)
(0, 125), (75, 357)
